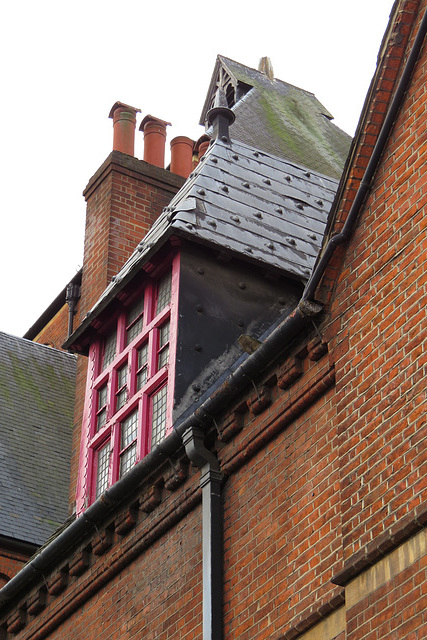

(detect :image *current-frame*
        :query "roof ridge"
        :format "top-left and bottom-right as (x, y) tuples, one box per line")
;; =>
(218, 54), (317, 98)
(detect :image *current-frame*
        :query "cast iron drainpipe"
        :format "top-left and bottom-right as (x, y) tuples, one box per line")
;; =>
(182, 427), (223, 640)
(304, 4), (427, 302)
(65, 283), (81, 338)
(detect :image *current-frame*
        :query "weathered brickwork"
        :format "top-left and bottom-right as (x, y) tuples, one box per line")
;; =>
(79, 152), (183, 322)
(223, 383), (342, 638)
(13, 508), (203, 640)
(0, 551), (29, 590)
(0, 343), (341, 640)
(33, 304), (69, 351)
(328, 3), (427, 563)
(345, 529), (427, 639)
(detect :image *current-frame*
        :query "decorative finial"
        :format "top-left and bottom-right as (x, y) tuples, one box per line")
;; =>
(258, 57), (274, 81)
(206, 88), (236, 143)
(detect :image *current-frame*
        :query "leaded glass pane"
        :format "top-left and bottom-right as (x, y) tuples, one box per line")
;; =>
(119, 442), (137, 477)
(159, 321), (170, 347)
(137, 344), (149, 390)
(138, 344), (148, 368)
(127, 295), (144, 345)
(117, 365), (127, 388)
(102, 331), (117, 370)
(96, 442), (110, 498)
(116, 388), (127, 410)
(158, 346), (169, 369)
(151, 385), (168, 447)
(121, 411), (138, 449)
(156, 271), (172, 314)
(127, 318), (143, 345)
(158, 321), (170, 369)
(97, 407), (107, 431)
(137, 369), (148, 390)
(127, 296), (144, 325)
(98, 385), (108, 409)
(96, 385), (108, 430)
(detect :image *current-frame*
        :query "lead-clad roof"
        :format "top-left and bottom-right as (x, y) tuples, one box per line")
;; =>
(67, 136), (338, 347)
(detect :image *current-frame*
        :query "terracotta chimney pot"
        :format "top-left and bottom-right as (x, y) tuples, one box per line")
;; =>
(109, 102), (141, 156)
(198, 140), (210, 160)
(139, 115), (171, 169)
(192, 135), (211, 168)
(170, 136), (194, 178)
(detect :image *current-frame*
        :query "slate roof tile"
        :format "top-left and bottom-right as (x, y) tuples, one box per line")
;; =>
(0, 333), (76, 546)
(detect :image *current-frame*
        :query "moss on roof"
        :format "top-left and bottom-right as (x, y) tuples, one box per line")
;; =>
(0, 333), (76, 546)
(201, 56), (351, 180)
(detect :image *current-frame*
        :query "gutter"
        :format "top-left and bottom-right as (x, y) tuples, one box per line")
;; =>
(0, 299), (316, 610)
(2, 4), (426, 615)
(182, 427), (223, 640)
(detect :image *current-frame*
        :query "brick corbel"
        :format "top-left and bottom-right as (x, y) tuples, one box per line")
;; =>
(277, 356), (303, 389)
(69, 549), (90, 577)
(7, 607), (26, 634)
(27, 587), (47, 616)
(115, 506), (139, 535)
(92, 528), (114, 556)
(48, 568), (69, 596)
(140, 482), (163, 513)
(164, 458), (189, 491)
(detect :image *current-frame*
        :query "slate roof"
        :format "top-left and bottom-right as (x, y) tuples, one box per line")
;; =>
(0, 333), (76, 547)
(200, 56), (351, 180)
(66, 136), (338, 349)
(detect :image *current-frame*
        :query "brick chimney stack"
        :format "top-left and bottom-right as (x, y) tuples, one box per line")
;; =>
(140, 115), (171, 168)
(109, 102), (141, 156)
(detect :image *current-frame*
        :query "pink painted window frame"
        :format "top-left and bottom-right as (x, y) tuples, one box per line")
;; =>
(76, 252), (180, 514)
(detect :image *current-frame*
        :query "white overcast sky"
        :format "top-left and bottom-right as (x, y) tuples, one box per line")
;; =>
(1, 0), (394, 337)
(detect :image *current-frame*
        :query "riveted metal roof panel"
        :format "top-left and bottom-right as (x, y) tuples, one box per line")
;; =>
(65, 137), (338, 348)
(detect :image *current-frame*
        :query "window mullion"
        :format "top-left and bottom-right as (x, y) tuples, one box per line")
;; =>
(147, 327), (157, 380)
(116, 312), (127, 353)
(110, 420), (121, 486)
(140, 393), (149, 458)
(136, 397), (144, 461)
(129, 349), (137, 397)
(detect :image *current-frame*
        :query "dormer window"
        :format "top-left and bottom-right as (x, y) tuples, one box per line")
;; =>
(76, 256), (179, 512)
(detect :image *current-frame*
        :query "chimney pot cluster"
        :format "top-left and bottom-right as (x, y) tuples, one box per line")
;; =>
(108, 102), (208, 179)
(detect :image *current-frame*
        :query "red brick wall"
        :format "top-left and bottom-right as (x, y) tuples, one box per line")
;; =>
(0, 549), (31, 587)
(32, 304), (70, 351)
(17, 509), (202, 640)
(78, 153), (183, 321)
(223, 381), (342, 638)
(328, 3), (427, 565)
